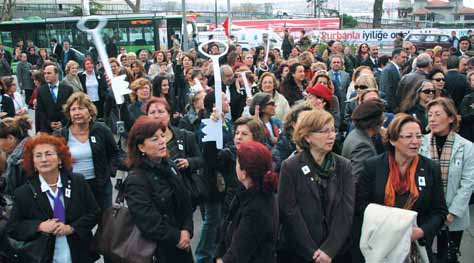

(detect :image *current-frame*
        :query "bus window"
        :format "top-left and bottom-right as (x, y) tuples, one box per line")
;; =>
(144, 27), (153, 45)
(0, 32), (13, 48)
(130, 27), (143, 45)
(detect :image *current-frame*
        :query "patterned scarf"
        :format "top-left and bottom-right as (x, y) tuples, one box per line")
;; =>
(385, 154), (420, 210)
(429, 132), (455, 193)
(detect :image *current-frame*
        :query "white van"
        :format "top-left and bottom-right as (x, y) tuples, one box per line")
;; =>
(197, 27), (282, 51)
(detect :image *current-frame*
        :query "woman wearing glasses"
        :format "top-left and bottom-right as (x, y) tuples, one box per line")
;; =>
(356, 114), (448, 262)
(419, 98), (474, 263)
(429, 68), (448, 98)
(343, 74), (378, 130)
(278, 109), (355, 263)
(399, 80), (436, 133)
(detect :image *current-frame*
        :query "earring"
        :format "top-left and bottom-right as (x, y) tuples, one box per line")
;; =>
(141, 152), (146, 157)
(59, 163), (62, 169)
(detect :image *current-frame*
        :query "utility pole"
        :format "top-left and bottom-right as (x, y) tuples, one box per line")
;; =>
(215, 0), (218, 29)
(82, 0), (90, 16)
(182, 0), (188, 51)
(227, 0), (232, 35)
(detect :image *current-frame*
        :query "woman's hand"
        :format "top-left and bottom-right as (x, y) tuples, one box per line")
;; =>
(210, 106), (225, 122)
(446, 213), (455, 225)
(411, 227), (424, 241)
(38, 219), (60, 234)
(313, 249), (332, 263)
(175, 158), (189, 170)
(176, 230), (191, 250)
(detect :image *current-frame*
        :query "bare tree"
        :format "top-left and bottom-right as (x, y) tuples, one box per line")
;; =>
(373, 0), (384, 28)
(1, 0), (16, 21)
(124, 0), (141, 13)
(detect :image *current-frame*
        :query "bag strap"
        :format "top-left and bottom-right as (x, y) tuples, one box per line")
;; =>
(27, 181), (49, 218)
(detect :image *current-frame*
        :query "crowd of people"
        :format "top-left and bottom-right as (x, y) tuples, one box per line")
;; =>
(0, 29), (473, 263)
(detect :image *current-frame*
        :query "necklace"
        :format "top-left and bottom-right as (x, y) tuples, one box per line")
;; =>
(48, 183), (58, 187)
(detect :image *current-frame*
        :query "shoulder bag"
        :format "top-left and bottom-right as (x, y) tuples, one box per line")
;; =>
(95, 180), (157, 263)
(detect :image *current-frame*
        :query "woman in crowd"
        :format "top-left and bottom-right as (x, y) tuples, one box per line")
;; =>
(276, 63), (289, 85)
(149, 50), (174, 80)
(249, 92), (282, 146)
(305, 83), (333, 112)
(0, 78), (16, 118)
(8, 133), (100, 262)
(345, 66), (373, 100)
(129, 60), (147, 82)
(342, 100), (385, 179)
(356, 113), (448, 262)
(400, 80), (436, 133)
(355, 43), (369, 67)
(278, 109), (355, 263)
(61, 60), (82, 92)
(429, 67), (447, 98)
(280, 63), (306, 106)
(110, 57), (130, 78)
(174, 53), (195, 114)
(258, 72), (290, 121)
(215, 141), (279, 263)
(145, 97), (204, 207)
(0, 115), (31, 195)
(459, 73), (474, 142)
(128, 77), (152, 123)
(36, 48), (49, 69)
(272, 103), (313, 172)
(29, 70), (45, 109)
(311, 71), (341, 131)
(179, 90), (206, 134)
(124, 116), (193, 263)
(2, 76), (27, 116)
(343, 74), (378, 129)
(79, 57), (108, 119)
(58, 92), (121, 210)
(419, 98), (474, 263)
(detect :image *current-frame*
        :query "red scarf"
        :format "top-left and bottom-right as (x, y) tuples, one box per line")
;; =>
(384, 154), (420, 210)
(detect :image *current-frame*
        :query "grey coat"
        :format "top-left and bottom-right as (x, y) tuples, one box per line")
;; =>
(341, 128), (377, 180)
(16, 61), (34, 90)
(419, 133), (474, 231)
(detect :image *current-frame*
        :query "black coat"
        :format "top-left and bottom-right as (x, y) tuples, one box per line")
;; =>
(216, 188), (279, 263)
(124, 159), (193, 263)
(0, 94), (15, 118)
(35, 83), (73, 133)
(78, 71), (108, 103)
(445, 70), (469, 108)
(459, 91), (474, 142)
(7, 171), (100, 263)
(355, 153), (448, 262)
(58, 121), (123, 208)
(278, 151), (355, 261)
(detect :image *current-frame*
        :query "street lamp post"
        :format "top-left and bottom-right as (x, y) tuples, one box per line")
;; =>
(215, 0), (218, 29)
(182, 0), (188, 51)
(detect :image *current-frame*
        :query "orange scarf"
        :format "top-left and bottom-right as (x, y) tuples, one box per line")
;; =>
(384, 154), (420, 210)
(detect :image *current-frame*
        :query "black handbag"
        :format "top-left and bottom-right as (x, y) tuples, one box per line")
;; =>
(95, 182), (157, 263)
(8, 182), (52, 263)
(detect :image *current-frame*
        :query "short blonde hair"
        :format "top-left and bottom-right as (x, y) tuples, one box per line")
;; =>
(63, 92), (97, 121)
(293, 109), (334, 150)
(356, 74), (378, 90)
(130, 77), (151, 102)
(65, 60), (79, 75)
(258, 72), (279, 91)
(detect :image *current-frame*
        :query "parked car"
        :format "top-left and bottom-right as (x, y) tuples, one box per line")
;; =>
(404, 33), (451, 51)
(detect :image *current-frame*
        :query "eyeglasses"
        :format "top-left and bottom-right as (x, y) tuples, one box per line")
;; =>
(312, 127), (337, 134)
(354, 85), (369, 90)
(433, 78), (445, 82)
(399, 133), (423, 140)
(421, 89), (436, 95)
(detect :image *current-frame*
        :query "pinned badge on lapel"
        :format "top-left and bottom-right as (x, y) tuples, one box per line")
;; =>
(65, 188), (71, 198)
(91, 136), (96, 143)
(178, 144), (184, 151)
(418, 176), (426, 187)
(301, 165), (310, 175)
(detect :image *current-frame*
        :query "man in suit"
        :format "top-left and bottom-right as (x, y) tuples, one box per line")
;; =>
(361, 44), (379, 71)
(453, 36), (470, 57)
(445, 55), (470, 108)
(61, 41), (77, 71)
(50, 38), (63, 62)
(396, 53), (432, 111)
(380, 48), (407, 112)
(329, 54), (351, 112)
(35, 63), (73, 133)
(0, 42), (12, 65)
